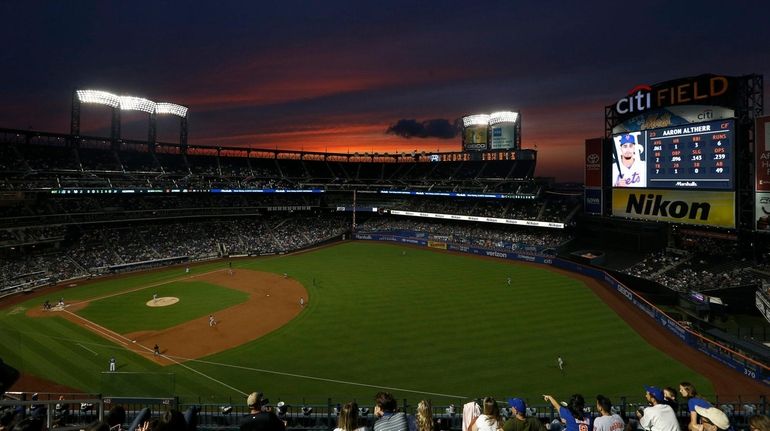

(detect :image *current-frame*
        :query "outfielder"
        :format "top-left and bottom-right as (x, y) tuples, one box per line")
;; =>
(109, 357), (116, 372)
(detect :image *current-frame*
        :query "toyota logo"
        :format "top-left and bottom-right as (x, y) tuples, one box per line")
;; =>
(586, 153), (600, 164)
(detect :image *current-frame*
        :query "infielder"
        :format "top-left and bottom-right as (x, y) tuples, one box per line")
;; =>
(299, 297), (305, 307)
(209, 314), (216, 327)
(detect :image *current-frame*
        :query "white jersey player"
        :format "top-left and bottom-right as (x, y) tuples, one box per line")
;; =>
(613, 133), (646, 187)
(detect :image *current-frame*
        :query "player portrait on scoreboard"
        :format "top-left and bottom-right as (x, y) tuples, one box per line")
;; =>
(612, 132), (646, 187)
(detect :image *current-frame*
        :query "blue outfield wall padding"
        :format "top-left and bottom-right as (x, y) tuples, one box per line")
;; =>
(354, 232), (769, 385)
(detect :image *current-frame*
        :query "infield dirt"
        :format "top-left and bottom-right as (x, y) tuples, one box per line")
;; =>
(25, 269), (306, 365)
(9, 247), (769, 397)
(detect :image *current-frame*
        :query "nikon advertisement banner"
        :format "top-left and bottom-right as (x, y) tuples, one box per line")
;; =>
(612, 189), (735, 228)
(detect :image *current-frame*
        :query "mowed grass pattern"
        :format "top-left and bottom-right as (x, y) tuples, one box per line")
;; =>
(0, 242), (712, 404)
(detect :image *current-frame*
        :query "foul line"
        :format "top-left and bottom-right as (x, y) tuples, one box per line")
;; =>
(63, 309), (129, 346)
(162, 355), (467, 399)
(155, 353), (247, 397)
(69, 268), (227, 306)
(14, 328), (464, 399)
(51, 266), (249, 396)
(61, 309), (247, 396)
(29, 263), (466, 399)
(77, 343), (98, 356)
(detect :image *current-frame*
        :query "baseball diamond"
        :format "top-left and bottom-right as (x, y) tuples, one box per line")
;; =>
(1, 242), (767, 406)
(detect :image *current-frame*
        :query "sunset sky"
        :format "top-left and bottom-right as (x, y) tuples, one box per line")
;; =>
(1, 1), (768, 182)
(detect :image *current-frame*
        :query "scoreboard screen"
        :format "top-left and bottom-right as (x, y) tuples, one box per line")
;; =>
(612, 119), (734, 190)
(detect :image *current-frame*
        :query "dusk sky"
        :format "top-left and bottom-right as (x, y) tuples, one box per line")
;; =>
(1, 1), (768, 182)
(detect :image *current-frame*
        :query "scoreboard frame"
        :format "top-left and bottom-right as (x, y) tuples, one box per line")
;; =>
(611, 119), (735, 191)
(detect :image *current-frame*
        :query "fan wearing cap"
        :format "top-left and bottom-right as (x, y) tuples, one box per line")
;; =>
(693, 406), (731, 431)
(503, 398), (544, 431)
(239, 392), (285, 431)
(613, 133), (646, 187)
(638, 386), (680, 431)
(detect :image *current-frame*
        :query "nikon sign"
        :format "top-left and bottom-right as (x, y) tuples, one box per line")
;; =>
(612, 189), (735, 228)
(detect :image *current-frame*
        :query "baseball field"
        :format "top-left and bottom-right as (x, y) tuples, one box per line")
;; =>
(0, 241), (759, 404)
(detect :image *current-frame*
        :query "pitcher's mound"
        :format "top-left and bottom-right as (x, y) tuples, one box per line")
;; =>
(147, 297), (179, 307)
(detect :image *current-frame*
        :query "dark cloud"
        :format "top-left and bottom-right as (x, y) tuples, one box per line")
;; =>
(386, 118), (460, 139)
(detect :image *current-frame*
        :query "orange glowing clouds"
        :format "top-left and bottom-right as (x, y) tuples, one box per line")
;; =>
(195, 123), (460, 154)
(177, 41), (474, 110)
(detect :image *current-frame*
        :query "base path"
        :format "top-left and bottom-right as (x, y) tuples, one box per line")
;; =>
(28, 269), (307, 365)
(132, 270), (306, 361)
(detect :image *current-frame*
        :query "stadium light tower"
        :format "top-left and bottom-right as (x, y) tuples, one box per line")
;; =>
(461, 114), (490, 127)
(71, 89), (189, 152)
(488, 111), (522, 150)
(71, 89), (122, 147)
(154, 102), (189, 153)
(118, 95), (156, 150)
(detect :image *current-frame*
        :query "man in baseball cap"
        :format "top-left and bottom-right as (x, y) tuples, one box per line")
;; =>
(645, 386), (664, 404)
(693, 406), (731, 431)
(240, 392), (285, 431)
(503, 398), (544, 431)
(638, 386), (680, 431)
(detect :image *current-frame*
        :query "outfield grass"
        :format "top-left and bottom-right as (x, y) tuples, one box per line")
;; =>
(0, 242), (713, 404)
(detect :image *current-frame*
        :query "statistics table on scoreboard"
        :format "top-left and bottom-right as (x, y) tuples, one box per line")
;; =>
(645, 119), (733, 190)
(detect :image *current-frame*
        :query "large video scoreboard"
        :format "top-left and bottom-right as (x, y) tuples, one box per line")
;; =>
(611, 119), (734, 190)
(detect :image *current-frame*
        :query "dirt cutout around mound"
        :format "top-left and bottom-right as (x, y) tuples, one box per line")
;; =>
(26, 269), (307, 366)
(9, 243), (769, 397)
(146, 297), (180, 307)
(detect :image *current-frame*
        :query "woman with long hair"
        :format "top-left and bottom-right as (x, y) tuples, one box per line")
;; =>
(471, 397), (504, 431)
(749, 415), (770, 431)
(416, 400), (434, 431)
(679, 382), (712, 431)
(335, 402), (365, 431)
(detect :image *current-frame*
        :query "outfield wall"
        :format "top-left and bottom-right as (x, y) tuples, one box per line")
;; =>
(354, 232), (770, 386)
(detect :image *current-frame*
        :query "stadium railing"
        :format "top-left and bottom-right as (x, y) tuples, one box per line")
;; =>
(2, 393), (767, 431)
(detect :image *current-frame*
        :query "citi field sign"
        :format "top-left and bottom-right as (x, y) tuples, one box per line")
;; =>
(611, 74), (740, 121)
